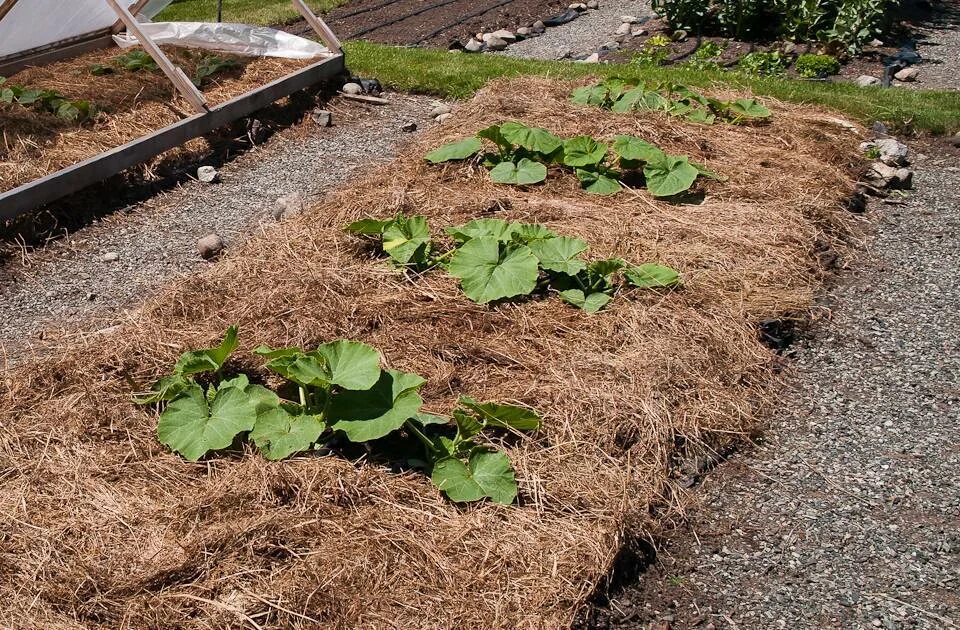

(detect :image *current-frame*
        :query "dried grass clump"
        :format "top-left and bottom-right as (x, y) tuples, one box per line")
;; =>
(0, 77), (861, 628)
(0, 46), (313, 194)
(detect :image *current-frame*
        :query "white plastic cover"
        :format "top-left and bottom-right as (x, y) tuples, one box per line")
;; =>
(0, 0), (173, 58)
(113, 22), (330, 59)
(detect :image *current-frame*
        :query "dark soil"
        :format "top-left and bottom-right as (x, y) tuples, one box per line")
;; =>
(290, 0), (566, 47)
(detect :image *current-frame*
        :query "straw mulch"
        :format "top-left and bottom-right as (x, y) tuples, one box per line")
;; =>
(0, 46), (314, 194)
(0, 77), (861, 628)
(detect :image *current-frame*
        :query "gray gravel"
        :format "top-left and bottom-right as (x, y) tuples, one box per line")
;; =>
(0, 93), (438, 356)
(501, 0), (652, 60)
(593, 152), (960, 629)
(907, 2), (960, 91)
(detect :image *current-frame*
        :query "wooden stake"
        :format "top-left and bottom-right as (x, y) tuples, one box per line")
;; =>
(111, 0), (152, 33)
(290, 0), (342, 52)
(103, 0), (208, 113)
(0, 0), (22, 23)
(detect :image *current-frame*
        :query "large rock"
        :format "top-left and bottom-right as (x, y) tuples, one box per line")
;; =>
(311, 109), (332, 127)
(341, 82), (363, 95)
(197, 233), (225, 259)
(865, 162), (913, 189)
(616, 22), (632, 35)
(855, 75), (881, 87)
(197, 165), (218, 183)
(485, 36), (509, 51)
(464, 38), (483, 52)
(486, 29), (516, 42)
(894, 66), (920, 82)
(430, 103), (451, 117)
(532, 20), (546, 32)
(582, 52), (600, 63)
(874, 138), (910, 166)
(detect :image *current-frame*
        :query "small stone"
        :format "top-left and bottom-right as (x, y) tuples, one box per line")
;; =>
(400, 121), (417, 133)
(485, 36), (509, 51)
(197, 165), (218, 183)
(274, 192), (304, 220)
(616, 22), (631, 35)
(866, 161), (898, 187)
(341, 82), (363, 95)
(532, 20), (546, 32)
(602, 41), (620, 51)
(892, 168), (914, 189)
(430, 104), (451, 117)
(631, 27), (647, 36)
(586, 0), (599, 8)
(672, 29), (688, 41)
(894, 66), (919, 82)
(875, 138), (909, 166)
(435, 113), (453, 123)
(871, 121), (889, 136)
(464, 38), (483, 52)
(569, 2), (587, 10)
(583, 52), (600, 63)
(620, 15), (640, 23)
(197, 233), (225, 260)
(311, 108), (332, 127)
(101, 252), (119, 262)
(555, 46), (572, 59)
(856, 75), (881, 87)
(781, 41), (798, 54)
(869, 38), (884, 47)
(517, 26), (531, 36)
(487, 29), (516, 41)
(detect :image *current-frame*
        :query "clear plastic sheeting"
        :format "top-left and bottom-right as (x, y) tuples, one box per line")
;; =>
(114, 22), (330, 59)
(0, 0), (173, 58)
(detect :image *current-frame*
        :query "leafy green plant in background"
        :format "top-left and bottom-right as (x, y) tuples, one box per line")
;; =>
(424, 119), (722, 198)
(0, 77), (96, 122)
(634, 34), (674, 66)
(570, 78), (771, 125)
(737, 51), (787, 76)
(794, 53), (841, 78)
(684, 40), (728, 70)
(113, 50), (160, 72)
(192, 55), (241, 87)
(347, 215), (682, 311)
(136, 328), (541, 505)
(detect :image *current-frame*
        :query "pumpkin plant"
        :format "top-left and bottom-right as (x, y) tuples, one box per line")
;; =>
(347, 216), (682, 311)
(0, 77), (96, 122)
(136, 329), (541, 505)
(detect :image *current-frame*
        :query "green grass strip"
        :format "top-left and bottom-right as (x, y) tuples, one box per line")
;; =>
(157, 0), (343, 25)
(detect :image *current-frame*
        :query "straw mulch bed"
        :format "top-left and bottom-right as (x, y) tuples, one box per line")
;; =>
(0, 46), (316, 194)
(0, 77), (861, 628)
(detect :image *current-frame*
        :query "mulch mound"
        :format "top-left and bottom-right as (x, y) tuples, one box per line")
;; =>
(1, 47), (315, 194)
(0, 77), (861, 627)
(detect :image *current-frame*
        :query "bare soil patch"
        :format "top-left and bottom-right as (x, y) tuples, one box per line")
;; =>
(0, 76), (861, 627)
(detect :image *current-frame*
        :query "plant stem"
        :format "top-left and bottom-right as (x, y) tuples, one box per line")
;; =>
(404, 419), (436, 453)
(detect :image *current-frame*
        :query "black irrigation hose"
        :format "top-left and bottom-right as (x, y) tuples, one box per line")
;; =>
(333, 0), (404, 21)
(412, 0), (516, 44)
(344, 0), (468, 38)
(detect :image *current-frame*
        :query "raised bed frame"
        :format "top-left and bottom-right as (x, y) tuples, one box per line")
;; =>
(0, 0), (345, 221)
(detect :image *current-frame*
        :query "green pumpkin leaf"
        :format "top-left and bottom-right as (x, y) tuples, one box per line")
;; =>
(477, 124), (513, 152)
(612, 135), (665, 163)
(447, 218), (518, 244)
(685, 108), (716, 124)
(456, 396), (542, 431)
(611, 87), (646, 113)
(173, 326), (239, 376)
(431, 450), (518, 504)
(157, 375), (279, 461)
(562, 136), (608, 167)
(528, 236), (588, 275)
(345, 218), (391, 235)
(499, 122), (563, 154)
(328, 369), (426, 442)
(575, 168), (622, 195)
(135, 374), (192, 405)
(425, 137), (482, 163)
(315, 340), (382, 390)
(571, 84), (610, 106)
(431, 457), (485, 502)
(453, 409), (484, 440)
(382, 215), (431, 266)
(559, 289), (613, 313)
(644, 154), (700, 197)
(727, 98), (770, 119)
(624, 263), (681, 288)
(602, 78), (631, 101)
(512, 223), (557, 243)
(489, 158), (547, 185)
(447, 238), (539, 304)
(250, 404), (326, 460)
(413, 412), (450, 426)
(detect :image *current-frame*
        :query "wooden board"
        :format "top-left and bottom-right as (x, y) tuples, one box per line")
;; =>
(0, 53), (345, 220)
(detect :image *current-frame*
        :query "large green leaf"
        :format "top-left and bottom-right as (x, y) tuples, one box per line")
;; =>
(685, 108), (716, 125)
(644, 154), (700, 197)
(612, 136), (665, 163)
(512, 223), (557, 243)
(447, 238), (539, 303)
(562, 136), (608, 167)
(447, 218), (518, 244)
(624, 263), (681, 288)
(173, 326), (239, 376)
(588, 257), (627, 280)
(727, 98), (770, 119)
(476, 124), (512, 152)
(611, 87), (647, 113)
(456, 396), (542, 431)
(157, 375), (279, 461)
(135, 374), (192, 405)
(528, 236), (588, 275)
(315, 340), (381, 390)
(499, 122), (563, 154)
(382, 215), (431, 266)
(559, 289), (612, 313)
(431, 450), (518, 504)
(575, 168), (622, 195)
(345, 218), (391, 236)
(328, 369), (426, 442)
(250, 404), (326, 460)
(489, 158), (547, 186)
(425, 137), (482, 163)
(570, 84), (610, 106)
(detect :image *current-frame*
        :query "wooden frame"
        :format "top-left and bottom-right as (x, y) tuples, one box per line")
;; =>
(0, 53), (345, 220)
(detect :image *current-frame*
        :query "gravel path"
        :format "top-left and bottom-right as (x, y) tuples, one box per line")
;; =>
(587, 151), (960, 629)
(502, 0), (652, 60)
(909, 0), (960, 90)
(0, 93), (437, 356)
